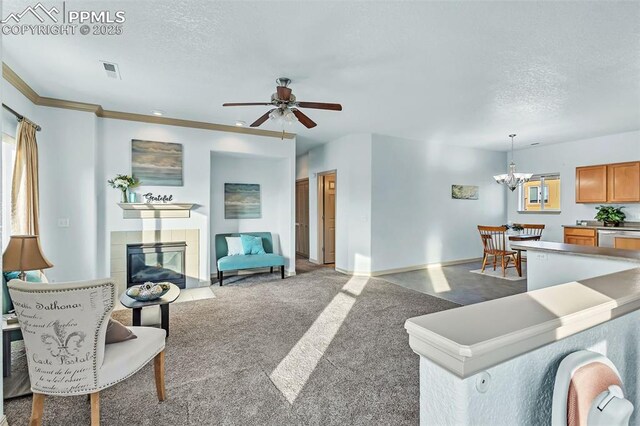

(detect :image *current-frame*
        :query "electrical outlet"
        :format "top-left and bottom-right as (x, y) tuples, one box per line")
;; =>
(57, 218), (70, 228)
(476, 371), (491, 393)
(535, 252), (548, 261)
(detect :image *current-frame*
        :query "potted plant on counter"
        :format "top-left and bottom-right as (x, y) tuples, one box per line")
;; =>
(108, 174), (140, 203)
(595, 205), (626, 227)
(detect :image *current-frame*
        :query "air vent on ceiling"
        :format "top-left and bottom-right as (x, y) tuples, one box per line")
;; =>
(100, 61), (121, 79)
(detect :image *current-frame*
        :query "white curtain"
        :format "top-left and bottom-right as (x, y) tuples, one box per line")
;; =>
(11, 120), (40, 235)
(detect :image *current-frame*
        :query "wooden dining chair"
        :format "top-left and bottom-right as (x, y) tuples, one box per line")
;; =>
(515, 223), (545, 237)
(478, 225), (521, 277)
(514, 223), (545, 263)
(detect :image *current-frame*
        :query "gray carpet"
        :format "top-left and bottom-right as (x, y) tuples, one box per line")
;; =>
(4, 267), (457, 425)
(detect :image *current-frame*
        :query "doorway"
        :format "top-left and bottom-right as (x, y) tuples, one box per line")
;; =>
(317, 172), (336, 265)
(295, 178), (310, 258)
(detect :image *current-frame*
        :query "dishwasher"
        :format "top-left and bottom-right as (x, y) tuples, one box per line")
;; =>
(597, 230), (640, 248)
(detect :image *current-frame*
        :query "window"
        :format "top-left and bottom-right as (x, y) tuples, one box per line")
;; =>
(518, 174), (561, 212)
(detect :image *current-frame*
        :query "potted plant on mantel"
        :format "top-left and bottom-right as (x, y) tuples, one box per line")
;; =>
(108, 174), (140, 203)
(595, 205), (626, 227)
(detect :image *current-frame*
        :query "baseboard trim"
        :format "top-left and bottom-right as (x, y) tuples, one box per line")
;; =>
(370, 257), (483, 276)
(334, 267), (372, 277)
(308, 258), (321, 265)
(334, 258), (483, 278)
(1, 414), (9, 426)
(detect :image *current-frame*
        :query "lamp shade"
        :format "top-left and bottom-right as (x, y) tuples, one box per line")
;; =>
(2, 235), (53, 272)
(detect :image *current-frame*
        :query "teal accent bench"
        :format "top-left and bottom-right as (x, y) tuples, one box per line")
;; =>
(214, 232), (285, 286)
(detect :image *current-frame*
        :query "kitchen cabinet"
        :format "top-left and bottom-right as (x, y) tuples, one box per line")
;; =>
(575, 161), (640, 203)
(575, 165), (607, 203)
(607, 162), (640, 202)
(564, 227), (597, 246)
(614, 237), (640, 251)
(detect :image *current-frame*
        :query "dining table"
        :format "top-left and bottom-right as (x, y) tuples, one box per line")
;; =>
(508, 234), (542, 276)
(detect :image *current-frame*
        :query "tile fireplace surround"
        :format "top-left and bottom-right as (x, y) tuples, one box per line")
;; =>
(110, 229), (200, 294)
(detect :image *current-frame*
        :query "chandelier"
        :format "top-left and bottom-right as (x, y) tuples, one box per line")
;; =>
(493, 134), (532, 191)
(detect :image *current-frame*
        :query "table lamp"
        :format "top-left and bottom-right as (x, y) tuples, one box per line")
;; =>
(2, 235), (53, 280)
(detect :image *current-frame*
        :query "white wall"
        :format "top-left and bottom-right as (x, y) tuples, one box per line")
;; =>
(526, 250), (640, 291)
(2, 80), (296, 282)
(307, 134), (372, 274)
(371, 134), (507, 272)
(305, 133), (507, 275)
(210, 153), (292, 268)
(296, 153), (308, 180)
(507, 131), (640, 242)
(38, 108), (98, 282)
(2, 81), (99, 283)
(97, 119), (296, 282)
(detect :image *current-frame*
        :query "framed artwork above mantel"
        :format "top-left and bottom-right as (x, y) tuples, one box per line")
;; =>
(132, 139), (183, 186)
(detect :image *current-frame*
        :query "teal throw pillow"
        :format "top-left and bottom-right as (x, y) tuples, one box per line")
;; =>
(3, 271), (44, 282)
(3, 271), (44, 314)
(240, 235), (266, 255)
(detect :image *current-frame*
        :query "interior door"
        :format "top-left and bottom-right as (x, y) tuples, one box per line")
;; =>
(323, 174), (336, 264)
(295, 179), (310, 257)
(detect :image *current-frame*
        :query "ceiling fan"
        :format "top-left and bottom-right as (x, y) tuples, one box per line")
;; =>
(223, 77), (342, 129)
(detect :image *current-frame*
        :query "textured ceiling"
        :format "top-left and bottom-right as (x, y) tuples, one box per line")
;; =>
(2, 0), (639, 154)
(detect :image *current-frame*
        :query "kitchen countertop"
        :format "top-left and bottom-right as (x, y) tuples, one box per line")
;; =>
(510, 241), (640, 263)
(563, 222), (640, 231)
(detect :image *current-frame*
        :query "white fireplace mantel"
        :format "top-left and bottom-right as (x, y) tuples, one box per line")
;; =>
(117, 203), (195, 219)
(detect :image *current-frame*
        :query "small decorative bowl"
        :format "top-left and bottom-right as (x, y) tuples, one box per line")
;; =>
(126, 282), (171, 302)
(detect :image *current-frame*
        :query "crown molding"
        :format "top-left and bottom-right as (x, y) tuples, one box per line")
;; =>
(3, 62), (39, 104)
(2, 63), (295, 140)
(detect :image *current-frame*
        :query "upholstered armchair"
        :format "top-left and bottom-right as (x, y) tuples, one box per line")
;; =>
(8, 279), (167, 426)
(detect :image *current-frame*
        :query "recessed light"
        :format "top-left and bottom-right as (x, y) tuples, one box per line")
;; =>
(151, 110), (164, 116)
(235, 120), (246, 127)
(530, 142), (540, 146)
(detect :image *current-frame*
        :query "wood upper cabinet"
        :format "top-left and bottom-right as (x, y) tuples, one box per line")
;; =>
(576, 161), (640, 203)
(575, 165), (607, 203)
(607, 162), (640, 202)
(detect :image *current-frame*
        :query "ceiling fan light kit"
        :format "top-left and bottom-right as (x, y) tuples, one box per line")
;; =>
(493, 134), (533, 191)
(269, 108), (298, 125)
(223, 77), (342, 132)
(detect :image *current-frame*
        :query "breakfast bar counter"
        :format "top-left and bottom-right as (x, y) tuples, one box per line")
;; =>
(404, 268), (640, 425)
(510, 241), (640, 290)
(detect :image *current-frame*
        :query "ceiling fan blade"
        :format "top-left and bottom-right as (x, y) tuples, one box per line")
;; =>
(297, 102), (342, 111)
(223, 102), (273, 107)
(250, 109), (274, 127)
(277, 86), (292, 101)
(292, 109), (317, 129)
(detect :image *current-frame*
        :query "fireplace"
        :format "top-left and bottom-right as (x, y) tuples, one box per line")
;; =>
(127, 242), (187, 289)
